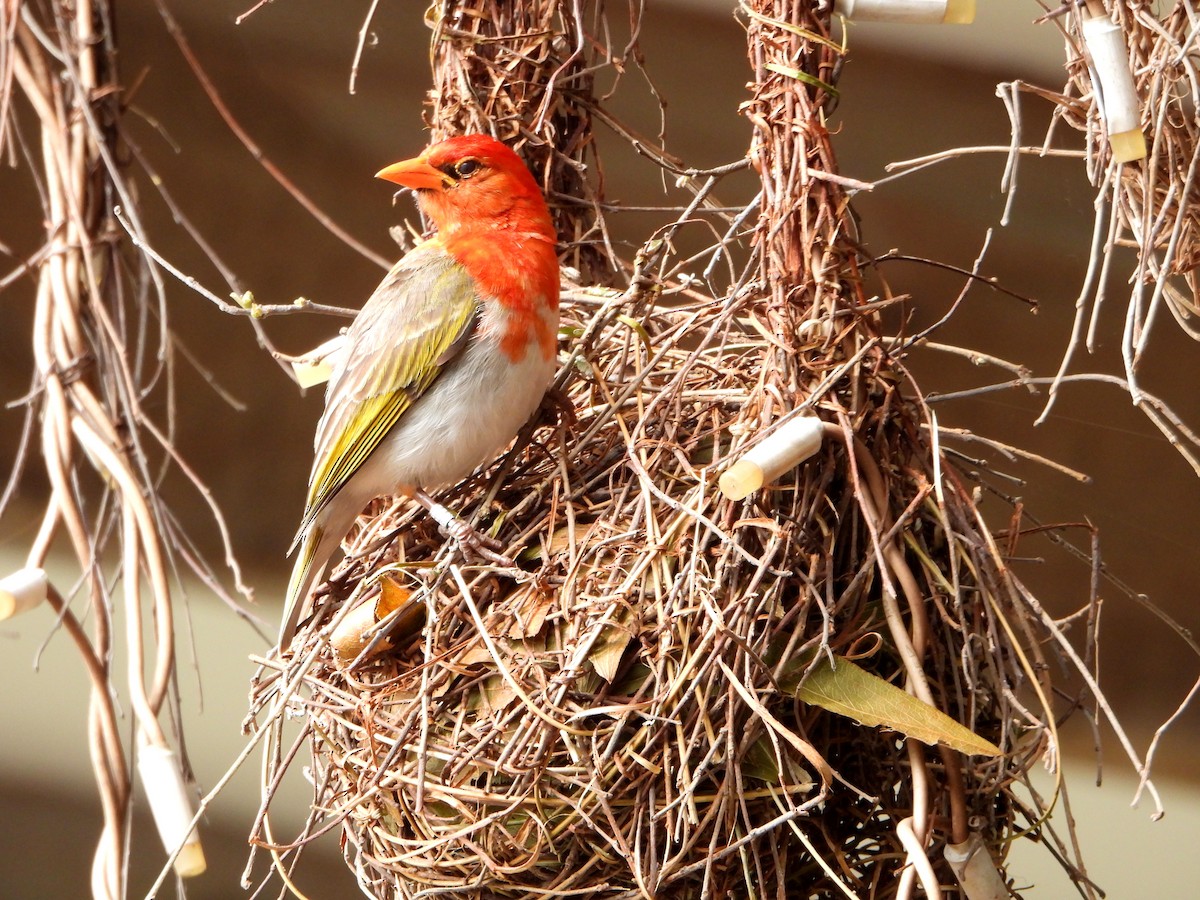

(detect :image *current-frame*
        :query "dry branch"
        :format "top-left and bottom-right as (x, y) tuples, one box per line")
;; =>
(1, 2), (251, 896)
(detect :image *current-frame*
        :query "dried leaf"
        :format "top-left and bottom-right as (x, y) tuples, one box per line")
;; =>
(478, 674), (515, 713)
(457, 639), (493, 667)
(507, 584), (554, 638)
(523, 524), (573, 562)
(377, 575), (424, 642)
(792, 656), (1002, 757)
(590, 623), (633, 682)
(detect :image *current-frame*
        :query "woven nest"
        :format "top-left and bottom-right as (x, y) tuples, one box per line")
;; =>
(242, 3), (1101, 898)
(247, 272), (1051, 897)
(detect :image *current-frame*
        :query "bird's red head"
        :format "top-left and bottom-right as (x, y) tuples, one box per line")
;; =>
(376, 134), (555, 240)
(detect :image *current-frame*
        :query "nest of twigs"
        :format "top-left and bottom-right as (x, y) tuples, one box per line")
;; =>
(246, 270), (1069, 897)
(242, 3), (1117, 898)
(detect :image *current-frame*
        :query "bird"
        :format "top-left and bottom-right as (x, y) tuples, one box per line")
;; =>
(279, 133), (560, 645)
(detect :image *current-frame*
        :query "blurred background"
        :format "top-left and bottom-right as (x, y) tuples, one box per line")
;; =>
(2, 1), (1197, 896)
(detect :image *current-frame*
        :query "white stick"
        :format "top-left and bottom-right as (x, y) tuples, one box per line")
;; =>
(427, 501), (459, 530)
(837, 0), (974, 25)
(944, 833), (1009, 900)
(720, 417), (824, 501)
(1083, 15), (1146, 163)
(0, 568), (48, 620)
(137, 744), (207, 878)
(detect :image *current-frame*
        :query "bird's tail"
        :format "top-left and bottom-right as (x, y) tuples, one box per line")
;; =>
(279, 525), (330, 647)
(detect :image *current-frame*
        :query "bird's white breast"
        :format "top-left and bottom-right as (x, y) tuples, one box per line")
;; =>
(349, 298), (558, 499)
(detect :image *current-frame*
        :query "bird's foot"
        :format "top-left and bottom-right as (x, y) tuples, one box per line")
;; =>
(442, 517), (515, 567)
(413, 488), (515, 567)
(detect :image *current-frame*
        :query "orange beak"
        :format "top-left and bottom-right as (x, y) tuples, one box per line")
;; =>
(375, 156), (449, 191)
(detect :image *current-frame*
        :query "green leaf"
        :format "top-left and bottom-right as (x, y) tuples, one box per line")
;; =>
(739, 4), (845, 53)
(763, 62), (840, 99)
(744, 736), (815, 789)
(791, 655), (1003, 757)
(615, 313), (653, 354)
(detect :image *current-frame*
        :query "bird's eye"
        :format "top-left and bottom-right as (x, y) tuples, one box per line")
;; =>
(454, 159), (482, 179)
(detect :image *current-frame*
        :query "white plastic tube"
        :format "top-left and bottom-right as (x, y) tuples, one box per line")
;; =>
(838, 0), (975, 24)
(720, 417), (824, 501)
(137, 744), (207, 877)
(0, 568), (48, 620)
(1083, 15), (1146, 163)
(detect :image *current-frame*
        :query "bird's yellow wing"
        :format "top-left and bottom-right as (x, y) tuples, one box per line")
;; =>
(296, 243), (478, 538)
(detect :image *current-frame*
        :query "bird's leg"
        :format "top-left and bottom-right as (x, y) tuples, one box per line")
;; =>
(412, 489), (515, 567)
